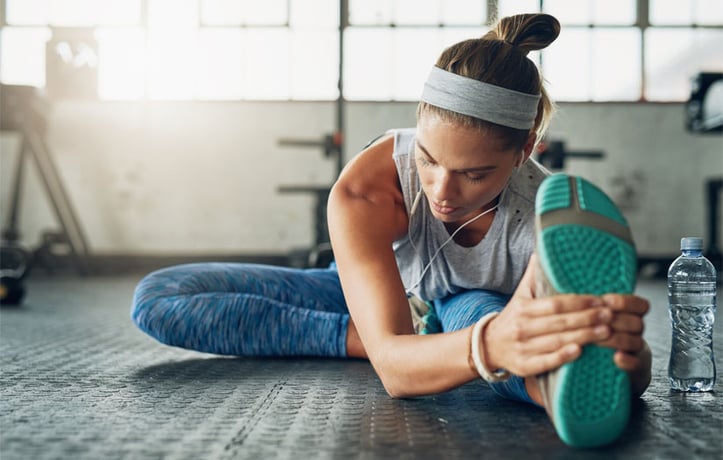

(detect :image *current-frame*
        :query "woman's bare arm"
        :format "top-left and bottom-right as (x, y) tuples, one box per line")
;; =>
(328, 136), (479, 398)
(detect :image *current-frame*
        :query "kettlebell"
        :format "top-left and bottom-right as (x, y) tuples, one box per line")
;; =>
(0, 242), (31, 306)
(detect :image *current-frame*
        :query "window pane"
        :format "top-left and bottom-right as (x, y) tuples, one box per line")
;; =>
(441, 27), (489, 49)
(6, 0), (49, 25)
(291, 29), (339, 100)
(148, 30), (197, 99)
(149, 0), (198, 28)
(542, 28), (592, 101)
(592, 0), (636, 25)
(197, 29), (244, 100)
(544, 0), (592, 25)
(695, 0), (723, 25)
(544, 0), (636, 25)
(201, 0), (245, 25)
(497, 0), (540, 19)
(96, 28), (146, 100)
(528, 50), (542, 69)
(393, 29), (443, 100)
(653, 0), (723, 25)
(650, 0), (693, 25)
(591, 28), (640, 100)
(8, 0), (141, 26)
(290, 0), (339, 27)
(344, 28), (393, 100)
(393, 0), (441, 25)
(441, 0), (487, 25)
(0, 27), (51, 87)
(49, 0), (101, 26)
(645, 28), (723, 100)
(543, 28), (640, 101)
(349, 0), (392, 24)
(97, 0), (142, 26)
(243, 0), (287, 25)
(246, 28), (290, 99)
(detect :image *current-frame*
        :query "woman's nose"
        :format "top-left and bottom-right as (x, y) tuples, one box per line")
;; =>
(432, 170), (455, 201)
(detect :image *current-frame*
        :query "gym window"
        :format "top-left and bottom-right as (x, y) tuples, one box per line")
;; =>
(1, 0), (721, 102)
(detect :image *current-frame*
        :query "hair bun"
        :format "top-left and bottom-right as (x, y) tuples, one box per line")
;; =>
(489, 13), (560, 54)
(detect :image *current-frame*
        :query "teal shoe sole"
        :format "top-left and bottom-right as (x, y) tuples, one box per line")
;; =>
(536, 174), (637, 448)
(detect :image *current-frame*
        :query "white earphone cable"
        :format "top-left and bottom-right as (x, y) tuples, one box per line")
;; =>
(406, 189), (499, 293)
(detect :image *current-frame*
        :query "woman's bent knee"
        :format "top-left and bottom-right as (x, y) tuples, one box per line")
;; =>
(130, 266), (192, 340)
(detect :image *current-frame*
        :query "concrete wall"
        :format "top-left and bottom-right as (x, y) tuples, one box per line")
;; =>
(1, 100), (721, 260)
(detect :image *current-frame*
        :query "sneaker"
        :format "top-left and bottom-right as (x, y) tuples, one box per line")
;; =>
(407, 296), (442, 334)
(534, 173), (637, 448)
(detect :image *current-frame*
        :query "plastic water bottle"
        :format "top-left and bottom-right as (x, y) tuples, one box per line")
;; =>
(668, 237), (717, 392)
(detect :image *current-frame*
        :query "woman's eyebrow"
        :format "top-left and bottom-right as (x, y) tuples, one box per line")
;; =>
(415, 140), (434, 160)
(415, 140), (497, 173)
(460, 165), (497, 173)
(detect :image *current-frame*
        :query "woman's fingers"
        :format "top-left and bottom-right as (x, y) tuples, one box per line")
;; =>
(514, 307), (611, 340)
(609, 312), (645, 334)
(602, 294), (650, 315)
(524, 294), (606, 316)
(520, 324), (611, 354)
(613, 350), (640, 372)
(525, 294), (649, 317)
(510, 343), (582, 377)
(519, 295), (647, 339)
(596, 332), (645, 353)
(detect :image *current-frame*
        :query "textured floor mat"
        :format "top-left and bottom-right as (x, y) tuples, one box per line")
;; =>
(1, 276), (721, 459)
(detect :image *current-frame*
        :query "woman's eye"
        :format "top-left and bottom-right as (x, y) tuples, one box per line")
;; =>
(465, 173), (487, 182)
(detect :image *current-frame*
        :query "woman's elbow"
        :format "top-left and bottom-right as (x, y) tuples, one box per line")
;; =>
(379, 375), (408, 399)
(372, 357), (414, 399)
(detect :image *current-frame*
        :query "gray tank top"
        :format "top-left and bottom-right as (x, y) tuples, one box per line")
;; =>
(391, 128), (550, 301)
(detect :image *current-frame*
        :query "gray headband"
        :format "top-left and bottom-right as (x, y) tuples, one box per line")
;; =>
(420, 66), (541, 130)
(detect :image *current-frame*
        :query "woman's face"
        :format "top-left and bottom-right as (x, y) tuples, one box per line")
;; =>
(415, 114), (526, 225)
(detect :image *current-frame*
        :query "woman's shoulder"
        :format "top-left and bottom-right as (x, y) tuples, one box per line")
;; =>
(506, 158), (550, 207)
(388, 128), (417, 159)
(334, 132), (401, 198)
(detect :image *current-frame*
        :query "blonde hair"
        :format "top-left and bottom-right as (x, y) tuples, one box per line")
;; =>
(417, 13), (561, 151)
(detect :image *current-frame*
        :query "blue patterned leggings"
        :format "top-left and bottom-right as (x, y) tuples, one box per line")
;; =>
(131, 263), (534, 405)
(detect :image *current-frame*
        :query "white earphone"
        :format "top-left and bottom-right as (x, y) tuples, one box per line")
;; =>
(406, 189), (499, 293)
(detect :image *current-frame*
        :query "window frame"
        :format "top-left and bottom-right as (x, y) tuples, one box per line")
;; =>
(0, 0), (720, 102)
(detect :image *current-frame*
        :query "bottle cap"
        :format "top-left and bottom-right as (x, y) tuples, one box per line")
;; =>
(680, 237), (703, 250)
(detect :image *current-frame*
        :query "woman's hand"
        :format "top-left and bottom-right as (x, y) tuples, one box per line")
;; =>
(482, 254), (650, 378)
(595, 293), (652, 397)
(595, 293), (649, 370)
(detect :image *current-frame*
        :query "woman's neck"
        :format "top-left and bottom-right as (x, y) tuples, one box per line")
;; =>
(444, 209), (497, 247)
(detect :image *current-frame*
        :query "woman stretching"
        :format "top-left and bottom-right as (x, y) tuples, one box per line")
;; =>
(131, 13), (652, 448)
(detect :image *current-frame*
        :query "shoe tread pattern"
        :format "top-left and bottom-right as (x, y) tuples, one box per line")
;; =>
(554, 345), (630, 447)
(535, 174), (572, 214)
(537, 174), (635, 448)
(540, 226), (636, 295)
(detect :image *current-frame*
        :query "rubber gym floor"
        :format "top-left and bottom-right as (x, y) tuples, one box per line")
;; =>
(1, 274), (721, 459)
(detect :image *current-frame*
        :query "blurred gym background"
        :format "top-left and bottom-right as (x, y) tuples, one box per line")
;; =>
(0, 0), (721, 304)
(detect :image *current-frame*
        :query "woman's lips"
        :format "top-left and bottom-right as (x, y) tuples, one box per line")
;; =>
(431, 202), (458, 215)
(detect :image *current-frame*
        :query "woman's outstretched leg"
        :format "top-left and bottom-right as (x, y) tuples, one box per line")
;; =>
(434, 289), (540, 406)
(131, 263), (350, 357)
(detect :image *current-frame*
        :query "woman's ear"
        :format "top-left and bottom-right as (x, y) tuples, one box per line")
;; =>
(520, 132), (537, 166)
